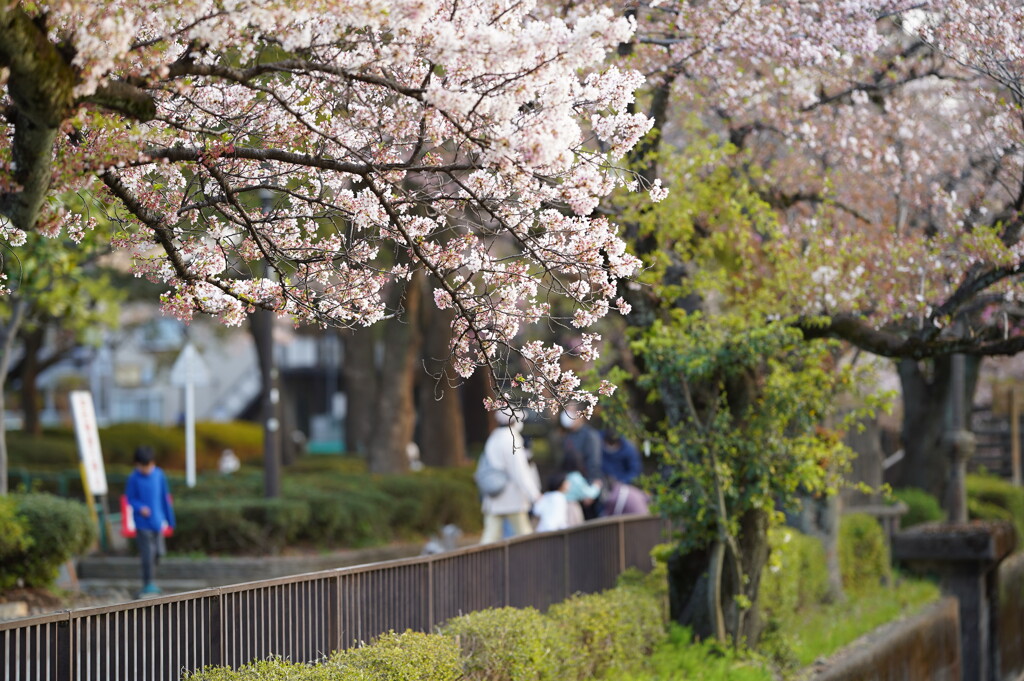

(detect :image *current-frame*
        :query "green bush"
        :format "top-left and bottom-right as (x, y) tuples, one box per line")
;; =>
(299, 488), (393, 548)
(1, 493), (96, 588)
(185, 658), (320, 681)
(838, 513), (890, 594)
(8, 421), (264, 475)
(0, 496), (33, 590)
(967, 473), (1024, 541)
(546, 585), (666, 680)
(287, 456), (369, 476)
(376, 470), (483, 536)
(174, 498), (310, 554)
(892, 487), (944, 528)
(6, 430), (78, 469)
(760, 526), (829, 619)
(441, 607), (568, 681)
(327, 630), (464, 681)
(184, 584), (664, 681)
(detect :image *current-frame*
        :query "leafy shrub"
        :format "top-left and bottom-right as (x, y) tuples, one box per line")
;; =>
(6, 430), (78, 469)
(287, 456), (369, 476)
(299, 489), (393, 548)
(892, 487), (944, 528)
(327, 630), (463, 681)
(185, 585), (663, 681)
(174, 498), (310, 554)
(185, 658), (319, 680)
(1, 493), (96, 588)
(154, 465), (481, 555)
(0, 496), (33, 590)
(441, 607), (568, 681)
(376, 470), (483, 535)
(196, 422), (264, 464)
(760, 526), (829, 619)
(967, 473), (1024, 541)
(8, 421), (264, 475)
(546, 585), (666, 680)
(838, 513), (890, 594)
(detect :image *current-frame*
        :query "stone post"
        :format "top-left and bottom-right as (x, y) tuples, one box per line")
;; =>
(892, 521), (1015, 681)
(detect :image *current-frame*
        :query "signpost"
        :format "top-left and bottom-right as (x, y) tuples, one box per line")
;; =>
(69, 390), (110, 550)
(171, 342), (211, 488)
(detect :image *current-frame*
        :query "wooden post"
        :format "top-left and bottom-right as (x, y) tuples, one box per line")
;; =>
(1011, 386), (1021, 486)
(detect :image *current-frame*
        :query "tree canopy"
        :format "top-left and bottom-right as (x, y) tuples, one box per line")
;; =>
(0, 0), (662, 415)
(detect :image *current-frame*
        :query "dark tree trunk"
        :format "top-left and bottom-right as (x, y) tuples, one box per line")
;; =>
(20, 326), (43, 436)
(668, 508), (771, 644)
(893, 356), (981, 503)
(342, 327), (378, 459)
(416, 289), (466, 468)
(366, 274), (424, 474)
(0, 299), (29, 495)
(894, 358), (951, 501)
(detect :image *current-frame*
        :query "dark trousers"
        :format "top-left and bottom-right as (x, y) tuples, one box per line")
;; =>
(136, 529), (162, 586)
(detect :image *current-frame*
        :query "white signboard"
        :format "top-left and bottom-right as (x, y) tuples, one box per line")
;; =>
(170, 342), (211, 387)
(69, 390), (108, 496)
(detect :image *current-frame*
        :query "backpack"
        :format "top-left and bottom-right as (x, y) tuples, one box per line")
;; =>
(474, 451), (509, 497)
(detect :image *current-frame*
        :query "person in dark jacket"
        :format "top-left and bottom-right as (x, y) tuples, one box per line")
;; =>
(600, 430), (642, 485)
(125, 446), (175, 597)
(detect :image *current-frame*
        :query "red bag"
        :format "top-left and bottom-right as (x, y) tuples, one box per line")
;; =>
(120, 494), (173, 538)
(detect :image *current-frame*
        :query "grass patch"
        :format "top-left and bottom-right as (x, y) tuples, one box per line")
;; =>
(616, 625), (773, 681)
(781, 577), (940, 667)
(620, 576), (939, 681)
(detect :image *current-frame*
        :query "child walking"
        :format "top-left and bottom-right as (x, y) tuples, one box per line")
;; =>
(125, 446), (175, 598)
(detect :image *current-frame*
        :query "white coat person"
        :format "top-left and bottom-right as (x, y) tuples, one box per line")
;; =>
(479, 409), (541, 544)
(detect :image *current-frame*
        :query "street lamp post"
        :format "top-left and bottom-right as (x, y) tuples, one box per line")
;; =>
(258, 188), (282, 498)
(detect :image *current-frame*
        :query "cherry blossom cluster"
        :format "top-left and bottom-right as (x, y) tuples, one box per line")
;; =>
(619, 0), (1024, 351)
(0, 0), (651, 413)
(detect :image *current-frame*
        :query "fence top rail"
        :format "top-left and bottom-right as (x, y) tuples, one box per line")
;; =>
(0, 608), (70, 632)
(0, 514), (662, 630)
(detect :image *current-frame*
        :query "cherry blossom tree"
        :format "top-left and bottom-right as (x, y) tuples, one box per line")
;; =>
(0, 0), (663, 485)
(0, 0), (655, 423)
(579, 0), (1024, 643)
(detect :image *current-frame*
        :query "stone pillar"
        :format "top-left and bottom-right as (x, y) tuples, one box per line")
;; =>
(892, 521), (1015, 681)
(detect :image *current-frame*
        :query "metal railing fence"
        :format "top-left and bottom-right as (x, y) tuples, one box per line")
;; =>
(2, 515), (665, 681)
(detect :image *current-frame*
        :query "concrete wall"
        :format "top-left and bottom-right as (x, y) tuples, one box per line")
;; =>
(998, 552), (1024, 681)
(808, 597), (961, 681)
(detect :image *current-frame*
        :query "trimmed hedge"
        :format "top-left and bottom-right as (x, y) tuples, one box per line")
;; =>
(0, 493), (96, 589)
(173, 498), (311, 554)
(0, 496), (32, 588)
(760, 526), (829, 619)
(185, 631), (463, 681)
(892, 487), (944, 528)
(442, 607), (567, 681)
(170, 467), (482, 555)
(966, 472), (1024, 541)
(185, 584), (665, 681)
(838, 513), (890, 594)
(546, 584), (666, 680)
(7, 421), (264, 472)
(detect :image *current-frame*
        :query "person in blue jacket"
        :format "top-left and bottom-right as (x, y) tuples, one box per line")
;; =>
(125, 446), (175, 597)
(600, 430), (642, 485)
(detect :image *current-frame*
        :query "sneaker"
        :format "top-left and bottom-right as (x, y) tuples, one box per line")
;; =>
(137, 583), (163, 598)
